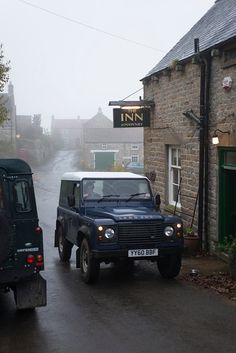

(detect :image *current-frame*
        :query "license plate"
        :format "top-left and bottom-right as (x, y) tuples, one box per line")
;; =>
(128, 248), (158, 257)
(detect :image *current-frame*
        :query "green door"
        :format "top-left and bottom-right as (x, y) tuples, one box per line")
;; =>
(219, 148), (236, 241)
(95, 152), (115, 171)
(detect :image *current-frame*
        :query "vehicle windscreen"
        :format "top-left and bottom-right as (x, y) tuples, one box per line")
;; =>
(82, 178), (152, 201)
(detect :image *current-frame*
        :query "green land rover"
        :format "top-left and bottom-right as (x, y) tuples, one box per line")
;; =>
(0, 159), (46, 309)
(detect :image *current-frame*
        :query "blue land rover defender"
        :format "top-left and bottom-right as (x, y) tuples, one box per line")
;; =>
(55, 172), (183, 283)
(0, 159), (46, 309)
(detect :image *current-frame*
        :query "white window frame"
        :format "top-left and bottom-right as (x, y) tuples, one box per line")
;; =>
(102, 144), (107, 150)
(168, 146), (181, 207)
(131, 155), (139, 163)
(131, 144), (139, 150)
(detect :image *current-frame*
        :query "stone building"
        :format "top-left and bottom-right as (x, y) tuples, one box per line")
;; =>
(142, 0), (236, 251)
(51, 115), (88, 149)
(82, 108), (143, 171)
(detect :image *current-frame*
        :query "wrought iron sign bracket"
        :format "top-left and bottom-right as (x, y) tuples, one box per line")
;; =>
(109, 100), (155, 108)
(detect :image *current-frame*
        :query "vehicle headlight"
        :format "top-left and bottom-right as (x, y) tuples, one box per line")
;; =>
(104, 228), (115, 239)
(164, 226), (174, 237)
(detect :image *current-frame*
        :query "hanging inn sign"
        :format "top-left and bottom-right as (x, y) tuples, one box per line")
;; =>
(109, 100), (154, 128)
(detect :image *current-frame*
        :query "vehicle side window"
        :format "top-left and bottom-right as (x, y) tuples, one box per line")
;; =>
(59, 181), (75, 207)
(13, 181), (31, 212)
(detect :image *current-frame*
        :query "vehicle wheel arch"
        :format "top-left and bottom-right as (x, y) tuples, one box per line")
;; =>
(77, 225), (91, 246)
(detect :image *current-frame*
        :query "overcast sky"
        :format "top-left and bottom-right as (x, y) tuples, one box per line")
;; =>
(1, 0), (214, 130)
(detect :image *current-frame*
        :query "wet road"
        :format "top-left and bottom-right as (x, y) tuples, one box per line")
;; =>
(1, 150), (236, 353)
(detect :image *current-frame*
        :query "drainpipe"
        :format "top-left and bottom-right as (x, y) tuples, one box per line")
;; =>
(203, 54), (211, 252)
(196, 38), (211, 252)
(198, 61), (205, 250)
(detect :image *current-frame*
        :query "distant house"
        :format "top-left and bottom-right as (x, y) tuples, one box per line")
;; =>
(16, 115), (32, 136)
(83, 108), (143, 171)
(0, 82), (16, 155)
(51, 116), (88, 149)
(142, 0), (236, 252)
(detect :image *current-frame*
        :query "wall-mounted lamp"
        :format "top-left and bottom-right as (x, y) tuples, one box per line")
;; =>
(212, 129), (230, 145)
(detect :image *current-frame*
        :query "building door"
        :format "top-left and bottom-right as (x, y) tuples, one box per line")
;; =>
(94, 152), (115, 171)
(219, 148), (236, 241)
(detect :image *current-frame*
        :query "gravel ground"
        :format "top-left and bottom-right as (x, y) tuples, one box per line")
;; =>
(182, 272), (236, 302)
(180, 254), (236, 302)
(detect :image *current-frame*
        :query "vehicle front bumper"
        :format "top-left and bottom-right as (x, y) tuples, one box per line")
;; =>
(92, 246), (183, 261)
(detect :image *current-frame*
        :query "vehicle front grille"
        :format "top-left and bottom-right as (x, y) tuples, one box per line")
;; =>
(118, 222), (163, 246)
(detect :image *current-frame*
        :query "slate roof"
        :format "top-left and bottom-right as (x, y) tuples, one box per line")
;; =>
(84, 107), (113, 128)
(145, 0), (236, 78)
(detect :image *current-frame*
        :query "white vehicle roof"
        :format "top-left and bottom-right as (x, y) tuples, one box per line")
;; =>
(61, 171), (147, 181)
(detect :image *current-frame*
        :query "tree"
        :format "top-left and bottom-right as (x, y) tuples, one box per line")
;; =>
(0, 44), (10, 125)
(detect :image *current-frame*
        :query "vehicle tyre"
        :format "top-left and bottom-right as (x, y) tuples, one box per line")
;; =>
(157, 254), (182, 279)
(58, 226), (73, 262)
(80, 238), (100, 284)
(0, 212), (10, 264)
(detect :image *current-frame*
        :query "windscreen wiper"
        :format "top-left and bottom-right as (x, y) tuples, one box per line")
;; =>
(126, 193), (147, 201)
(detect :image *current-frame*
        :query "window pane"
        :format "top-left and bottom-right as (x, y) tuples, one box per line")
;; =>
(132, 155), (138, 162)
(14, 181), (31, 212)
(60, 181), (74, 206)
(177, 152), (181, 167)
(225, 152), (236, 165)
(83, 178), (151, 200)
(173, 185), (179, 203)
(169, 145), (181, 206)
(173, 168), (179, 184)
(172, 149), (179, 166)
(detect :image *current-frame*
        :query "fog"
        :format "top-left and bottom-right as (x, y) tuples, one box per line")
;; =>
(1, 0), (214, 129)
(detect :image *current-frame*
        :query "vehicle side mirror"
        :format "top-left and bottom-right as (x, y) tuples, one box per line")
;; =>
(67, 195), (75, 207)
(155, 194), (161, 211)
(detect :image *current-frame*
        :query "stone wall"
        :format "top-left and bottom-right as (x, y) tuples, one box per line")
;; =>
(144, 63), (201, 226)
(83, 142), (144, 170)
(144, 49), (236, 249)
(208, 52), (236, 247)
